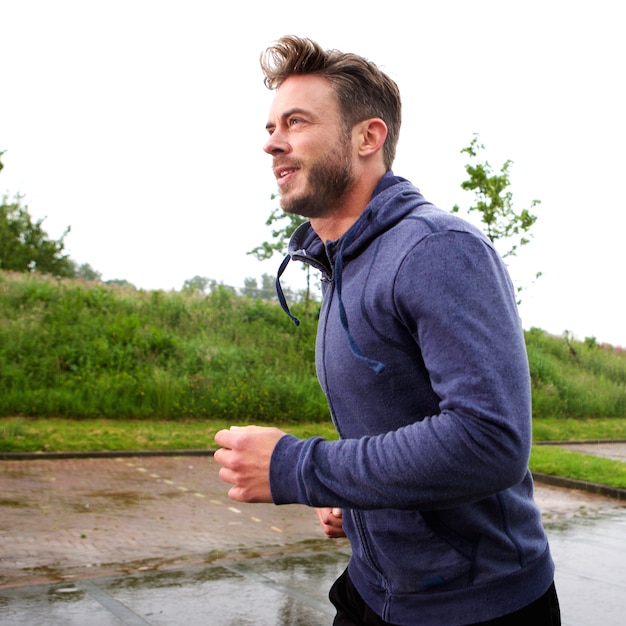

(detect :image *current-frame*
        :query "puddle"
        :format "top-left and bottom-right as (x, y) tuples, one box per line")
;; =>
(97, 548), (348, 626)
(0, 499), (31, 508)
(0, 547), (348, 626)
(83, 491), (157, 505)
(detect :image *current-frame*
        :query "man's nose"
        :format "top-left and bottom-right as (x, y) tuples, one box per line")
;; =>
(263, 130), (289, 156)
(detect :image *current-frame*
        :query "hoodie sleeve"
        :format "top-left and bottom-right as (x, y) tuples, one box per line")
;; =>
(270, 229), (533, 511)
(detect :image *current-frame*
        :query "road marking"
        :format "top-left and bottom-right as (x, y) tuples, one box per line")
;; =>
(126, 461), (290, 537)
(77, 580), (152, 625)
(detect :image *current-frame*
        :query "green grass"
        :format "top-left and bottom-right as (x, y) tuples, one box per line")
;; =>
(530, 445), (626, 490)
(0, 417), (340, 453)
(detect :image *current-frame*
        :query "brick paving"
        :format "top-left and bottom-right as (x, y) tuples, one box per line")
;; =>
(1, 451), (625, 591)
(0, 455), (331, 589)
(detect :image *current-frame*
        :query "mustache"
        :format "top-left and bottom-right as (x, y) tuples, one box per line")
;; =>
(272, 158), (302, 171)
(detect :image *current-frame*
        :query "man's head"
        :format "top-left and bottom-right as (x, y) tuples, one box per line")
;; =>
(260, 36), (401, 171)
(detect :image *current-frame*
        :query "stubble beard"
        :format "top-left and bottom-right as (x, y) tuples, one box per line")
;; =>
(279, 138), (354, 219)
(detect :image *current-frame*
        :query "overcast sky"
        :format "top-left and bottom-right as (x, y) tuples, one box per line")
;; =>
(1, 0), (624, 347)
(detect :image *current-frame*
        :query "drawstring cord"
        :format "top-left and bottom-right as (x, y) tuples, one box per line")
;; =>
(334, 232), (386, 373)
(276, 254), (300, 326)
(275, 216), (385, 373)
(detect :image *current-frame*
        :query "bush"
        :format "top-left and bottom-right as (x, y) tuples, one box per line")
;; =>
(0, 271), (327, 422)
(525, 328), (626, 418)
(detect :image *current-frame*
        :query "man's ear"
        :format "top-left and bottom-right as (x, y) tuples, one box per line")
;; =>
(356, 118), (388, 157)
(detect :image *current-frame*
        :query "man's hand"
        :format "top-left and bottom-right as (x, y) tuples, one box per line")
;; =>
(214, 425), (286, 503)
(315, 507), (346, 538)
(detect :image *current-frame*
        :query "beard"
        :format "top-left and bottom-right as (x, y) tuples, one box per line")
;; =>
(279, 136), (354, 219)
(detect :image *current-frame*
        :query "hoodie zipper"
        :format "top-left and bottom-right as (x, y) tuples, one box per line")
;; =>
(352, 510), (388, 582)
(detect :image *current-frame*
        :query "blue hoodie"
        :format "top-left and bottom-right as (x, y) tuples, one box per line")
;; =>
(271, 172), (555, 625)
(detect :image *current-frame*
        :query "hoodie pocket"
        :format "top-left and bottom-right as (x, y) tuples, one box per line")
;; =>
(349, 509), (476, 594)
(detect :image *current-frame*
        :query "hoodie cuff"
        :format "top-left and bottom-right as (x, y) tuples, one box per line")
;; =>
(269, 434), (319, 505)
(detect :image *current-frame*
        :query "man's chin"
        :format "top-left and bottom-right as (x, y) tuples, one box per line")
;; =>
(280, 194), (314, 218)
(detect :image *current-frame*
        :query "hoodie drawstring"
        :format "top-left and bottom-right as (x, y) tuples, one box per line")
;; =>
(275, 216), (386, 373)
(276, 254), (300, 326)
(334, 230), (386, 374)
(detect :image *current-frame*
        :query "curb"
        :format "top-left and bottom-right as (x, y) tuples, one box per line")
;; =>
(532, 472), (626, 502)
(534, 439), (626, 446)
(0, 449), (215, 461)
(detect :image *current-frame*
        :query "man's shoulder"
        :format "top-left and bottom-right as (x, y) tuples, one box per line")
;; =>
(390, 202), (487, 242)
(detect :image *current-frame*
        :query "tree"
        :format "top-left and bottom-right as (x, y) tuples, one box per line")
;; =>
(105, 278), (135, 288)
(452, 134), (541, 300)
(241, 276), (261, 298)
(182, 275), (215, 294)
(452, 134), (540, 259)
(181, 276), (238, 296)
(241, 273), (279, 301)
(0, 151), (75, 277)
(248, 197), (307, 261)
(260, 272), (276, 299)
(75, 262), (102, 281)
(248, 195), (315, 306)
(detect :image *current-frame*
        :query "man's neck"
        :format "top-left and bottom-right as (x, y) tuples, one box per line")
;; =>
(310, 170), (384, 241)
(310, 212), (361, 242)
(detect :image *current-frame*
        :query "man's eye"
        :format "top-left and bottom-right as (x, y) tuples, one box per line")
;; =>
(289, 118), (302, 126)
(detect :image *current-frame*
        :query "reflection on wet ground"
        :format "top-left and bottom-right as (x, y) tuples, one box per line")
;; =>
(0, 547), (350, 626)
(547, 510), (626, 626)
(1, 452), (626, 625)
(3, 512), (626, 626)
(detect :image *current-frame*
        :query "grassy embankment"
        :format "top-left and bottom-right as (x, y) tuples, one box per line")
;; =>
(1, 270), (626, 489)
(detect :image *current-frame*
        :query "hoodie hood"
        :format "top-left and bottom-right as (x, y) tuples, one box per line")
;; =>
(276, 171), (433, 370)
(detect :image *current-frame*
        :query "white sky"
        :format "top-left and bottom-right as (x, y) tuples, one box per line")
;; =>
(1, 0), (624, 347)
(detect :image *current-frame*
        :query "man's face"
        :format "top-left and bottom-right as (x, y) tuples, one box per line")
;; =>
(264, 75), (355, 219)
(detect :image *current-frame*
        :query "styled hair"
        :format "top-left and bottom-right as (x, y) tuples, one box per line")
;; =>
(260, 36), (401, 169)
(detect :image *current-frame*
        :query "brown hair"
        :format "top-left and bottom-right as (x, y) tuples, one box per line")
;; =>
(260, 36), (401, 169)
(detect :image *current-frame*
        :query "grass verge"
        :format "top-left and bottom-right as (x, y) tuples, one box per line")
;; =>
(530, 445), (626, 490)
(0, 417), (339, 453)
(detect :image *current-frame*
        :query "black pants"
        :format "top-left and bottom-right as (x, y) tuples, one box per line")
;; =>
(329, 568), (561, 626)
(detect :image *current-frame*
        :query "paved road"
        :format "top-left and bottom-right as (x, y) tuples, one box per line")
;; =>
(1, 450), (626, 624)
(557, 441), (626, 462)
(0, 455), (327, 589)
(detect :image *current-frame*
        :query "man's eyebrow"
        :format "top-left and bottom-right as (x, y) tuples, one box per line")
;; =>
(265, 108), (311, 130)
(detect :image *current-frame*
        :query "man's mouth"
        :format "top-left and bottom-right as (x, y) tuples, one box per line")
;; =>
(275, 166), (299, 186)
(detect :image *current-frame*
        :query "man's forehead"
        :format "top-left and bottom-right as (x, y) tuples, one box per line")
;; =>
(269, 74), (337, 114)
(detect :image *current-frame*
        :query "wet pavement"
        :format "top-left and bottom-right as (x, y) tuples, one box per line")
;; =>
(1, 446), (626, 625)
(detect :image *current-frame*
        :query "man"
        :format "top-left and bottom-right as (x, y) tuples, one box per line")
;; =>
(214, 36), (560, 625)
